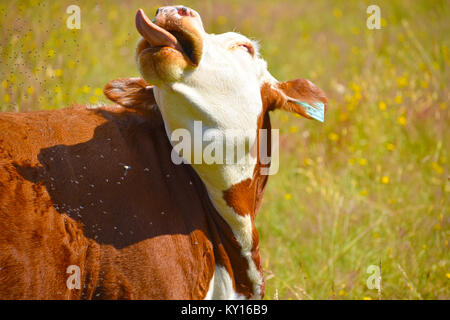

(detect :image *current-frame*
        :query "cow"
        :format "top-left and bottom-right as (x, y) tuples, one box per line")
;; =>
(0, 5), (327, 299)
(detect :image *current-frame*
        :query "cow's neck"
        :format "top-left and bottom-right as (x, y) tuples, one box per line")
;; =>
(192, 107), (272, 299)
(155, 85), (272, 298)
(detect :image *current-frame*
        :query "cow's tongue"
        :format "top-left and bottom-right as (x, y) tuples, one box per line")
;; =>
(135, 9), (183, 52)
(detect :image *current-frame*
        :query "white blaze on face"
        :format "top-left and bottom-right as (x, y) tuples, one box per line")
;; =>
(153, 31), (274, 190)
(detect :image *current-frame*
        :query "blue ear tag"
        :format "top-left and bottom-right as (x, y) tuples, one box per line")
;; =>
(294, 101), (325, 123)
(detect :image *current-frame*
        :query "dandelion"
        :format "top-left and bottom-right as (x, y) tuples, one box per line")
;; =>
(90, 96), (99, 104)
(27, 86), (34, 95)
(381, 176), (390, 184)
(386, 143), (396, 151)
(394, 95), (402, 104)
(378, 101), (387, 111)
(431, 162), (444, 175)
(54, 86), (62, 93)
(328, 132), (339, 142)
(381, 18), (387, 27)
(359, 158), (368, 166)
(284, 193), (292, 200)
(81, 85), (91, 93)
(94, 88), (103, 96)
(333, 8), (342, 19)
(397, 116), (407, 126)
(47, 49), (55, 58)
(339, 112), (348, 122)
(446, 273), (450, 279)
(396, 76), (408, 88)
(2, 80), (7, 89)
(303, 158), (313, 166)
(420, 80), (428, 88)
(3, 94), (11, 103)
(363, 297), (372, 300)
(55, 69), (63, 77)
(338, 289), (347, 296)
(360, 189), (368, 196)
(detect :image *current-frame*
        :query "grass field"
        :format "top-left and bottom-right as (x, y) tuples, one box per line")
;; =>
(0, 0), (448, 299)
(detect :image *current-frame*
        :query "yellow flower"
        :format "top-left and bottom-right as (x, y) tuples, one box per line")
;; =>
(27, 86), (34, 95)
(55, 69), (63, 77)
(284, 193), (292, 200)
(420, 80), (428, 88)
(81, 85), (91, 93)
(381, 176), (390, 184)
(446, 273), (450, 279)
(359, 158), (368, 166)
(94, 88), (103, 96)
(350, 82), (361, 92)
(89, 96), (99, 104)
(338, 289), (347, 296)
(381, 18), (387, 27)
(54, 86), (61, 93)
(333, 8), (342, 19)
(339, 112), (348, 122)
(396, 76), (408, 88)
(386, 143), (396, 151)
(47, 49), (55, 58)
(3, 94), (11, 103)
(378, 101), (387, 111)
(397, 116), (407, 126)
(363, 297), (372, 300)
(2, 80), (7, 89)
(303, 158), (313, 166)
(360, 189), (368, 196)
(328, 132), (339, 142)
(395, 95), (402, 104)
(431, 162), (444, 175)
(289, 125), (299, 134)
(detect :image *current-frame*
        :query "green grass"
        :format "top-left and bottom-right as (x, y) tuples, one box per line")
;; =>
(1, 0), (448, 299)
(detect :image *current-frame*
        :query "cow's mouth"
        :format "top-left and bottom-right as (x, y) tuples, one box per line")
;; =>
(135, 9), (202, 66)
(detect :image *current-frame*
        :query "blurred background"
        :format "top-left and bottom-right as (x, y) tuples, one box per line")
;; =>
(0, 0), (448, 299)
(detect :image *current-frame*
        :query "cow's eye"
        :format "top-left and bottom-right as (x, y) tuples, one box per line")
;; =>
(235, 43), (255, 56)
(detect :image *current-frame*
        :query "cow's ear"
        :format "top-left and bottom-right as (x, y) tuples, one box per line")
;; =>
(264, 79), (328, 122)
(104, 77), (156, 110)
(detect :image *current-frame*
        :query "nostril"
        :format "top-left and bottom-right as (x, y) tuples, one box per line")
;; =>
(177, 6), (190, 16)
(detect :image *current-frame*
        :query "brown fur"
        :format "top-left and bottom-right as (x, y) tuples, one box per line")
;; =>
(0, 76), (326, 299)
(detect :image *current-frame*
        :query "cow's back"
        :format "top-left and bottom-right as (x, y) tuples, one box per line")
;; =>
(0, 105), (215, 299)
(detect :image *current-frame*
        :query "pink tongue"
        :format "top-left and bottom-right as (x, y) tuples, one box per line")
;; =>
(135, 9), (183, 51)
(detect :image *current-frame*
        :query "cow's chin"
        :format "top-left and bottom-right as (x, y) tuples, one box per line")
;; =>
(137, 38), (199, 84)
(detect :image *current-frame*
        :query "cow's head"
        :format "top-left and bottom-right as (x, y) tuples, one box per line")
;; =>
(106, 6), (327, 146)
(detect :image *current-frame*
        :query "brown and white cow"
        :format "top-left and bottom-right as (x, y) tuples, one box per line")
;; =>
(0, 6), (327, 299)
